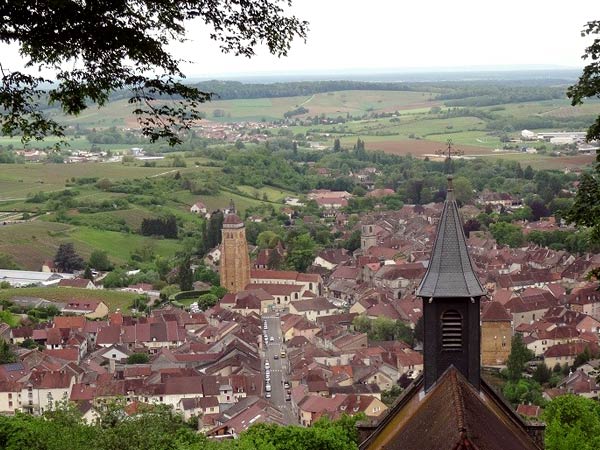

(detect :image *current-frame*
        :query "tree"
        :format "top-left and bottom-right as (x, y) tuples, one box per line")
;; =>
(523, 165), (535, 180)
(54, 243), (85, 273)
(532, 362), (552, 384)
(127, 353), (150, 364)
(506, 334), (534, 382)
(0, 1), (307, 146)
(452, 176), (474, 205)
(352, 315), (371, 334)
(544, 395), (600, 450)
(83, 266), (94, 280)
(89, 250), (113, 271)
(490, 222), (525, 248)
(178, 256), (194, 291)
(463, 218), (481, 237)
(332, 138), (342, 151)
(568, 20), (600, 145)
(502, 378), (545, 406)
(381, 385), (403, 406)
(257, 230), (281, 249)
(285, 232), (316, 272)
(342, 229), (361, 252)
(0, 340), (17, 364)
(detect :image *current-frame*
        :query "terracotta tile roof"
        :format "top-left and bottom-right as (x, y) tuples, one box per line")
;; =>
(481, 301), (512, 322)
(58, 278), (94, 288)
(29, 370), (72, 389)
(251, 269), (299, 280)
(63, 300), (100, 312)
(43, 348), (79, 362)
(70, 383), (96, 401)
(544, 342), (599, 358)
(245, 283), (302, 296)
(97, 325), (122, 346)
(54, 316), (86, 329)
(331, 266), (360, 280)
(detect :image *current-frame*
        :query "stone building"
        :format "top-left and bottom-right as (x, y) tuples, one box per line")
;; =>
(219, 212), (250, 294)
(481, 301), (512, 366)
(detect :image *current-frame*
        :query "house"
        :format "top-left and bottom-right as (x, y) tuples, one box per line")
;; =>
(58, 278), (96, 289)
(21, 370), (75, 415)
(0, 381), (23, 414)
(543, 342), (599, 369)
(62, 300), (109, 319)
(190, 201), (208, 215)
(288, 297), (339, 322)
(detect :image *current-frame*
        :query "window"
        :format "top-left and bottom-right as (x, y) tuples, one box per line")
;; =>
(8, 401), (12, 408)
(441, 309), (462, 350)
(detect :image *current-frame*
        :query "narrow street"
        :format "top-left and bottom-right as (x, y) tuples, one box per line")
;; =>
(262, 313), (297, 425)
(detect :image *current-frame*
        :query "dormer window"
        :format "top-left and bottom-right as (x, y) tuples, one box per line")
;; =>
(441, 310), (462, 351)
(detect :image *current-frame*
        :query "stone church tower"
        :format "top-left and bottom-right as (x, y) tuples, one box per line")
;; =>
(219, 212), (250, 294)
(361, 223), (377, 251)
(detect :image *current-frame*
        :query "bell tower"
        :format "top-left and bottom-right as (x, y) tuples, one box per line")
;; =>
(220, 211), (250, 294)
(416, 175), (486, 391)
(361, 223), (377, 251)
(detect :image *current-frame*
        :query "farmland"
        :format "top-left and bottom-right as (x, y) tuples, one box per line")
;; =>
(0, 221), (182, 270)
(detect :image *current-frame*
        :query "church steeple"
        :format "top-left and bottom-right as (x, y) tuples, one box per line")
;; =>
(416, 174), (486, 391)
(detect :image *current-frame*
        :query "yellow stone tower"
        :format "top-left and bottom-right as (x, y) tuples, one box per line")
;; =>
(219, 211), (250, 294)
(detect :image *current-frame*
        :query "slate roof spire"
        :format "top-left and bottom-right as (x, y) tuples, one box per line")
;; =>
(416, 175), (486, 299)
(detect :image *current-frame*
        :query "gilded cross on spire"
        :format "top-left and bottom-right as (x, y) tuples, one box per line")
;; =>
(435, 139), (464, 174)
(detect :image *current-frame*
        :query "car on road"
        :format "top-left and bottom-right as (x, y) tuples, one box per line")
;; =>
(280, 350), (286, 358)
(266, 392), (271, 398)
(265, 383), (271, 392)
(269, 336), (274, 342)
(283, 381), (290, 389)
(285, 394), (291, 401)
(273, 354), (279, 360)
(265, 361), (270, 369)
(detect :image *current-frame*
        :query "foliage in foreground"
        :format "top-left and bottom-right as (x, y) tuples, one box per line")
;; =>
(0, 402), (362, 450)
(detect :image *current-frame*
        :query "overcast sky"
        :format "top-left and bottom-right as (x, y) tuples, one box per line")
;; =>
(171, 0), (598, 77)
(2, 0), (598, 78)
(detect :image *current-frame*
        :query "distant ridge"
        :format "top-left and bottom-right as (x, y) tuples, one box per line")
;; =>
(187, 67), (581, 84)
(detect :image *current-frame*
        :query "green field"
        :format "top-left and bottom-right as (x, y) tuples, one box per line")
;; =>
(0, 162), (175, 200)
(0, 221), (182, 270)
(0, 287), (138, 312)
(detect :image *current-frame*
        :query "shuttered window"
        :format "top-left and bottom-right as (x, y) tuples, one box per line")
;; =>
(442, 310), (462, 350)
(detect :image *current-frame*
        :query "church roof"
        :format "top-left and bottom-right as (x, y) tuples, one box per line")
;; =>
(416, 176), (486, 299)
(223, 213), (243, 226)
(359, 367), (542, 450)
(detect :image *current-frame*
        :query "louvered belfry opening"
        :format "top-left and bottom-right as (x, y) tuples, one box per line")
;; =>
(441, 310), (463, 351)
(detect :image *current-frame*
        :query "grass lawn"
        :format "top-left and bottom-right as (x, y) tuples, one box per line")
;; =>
(0, 287), (138, 312)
